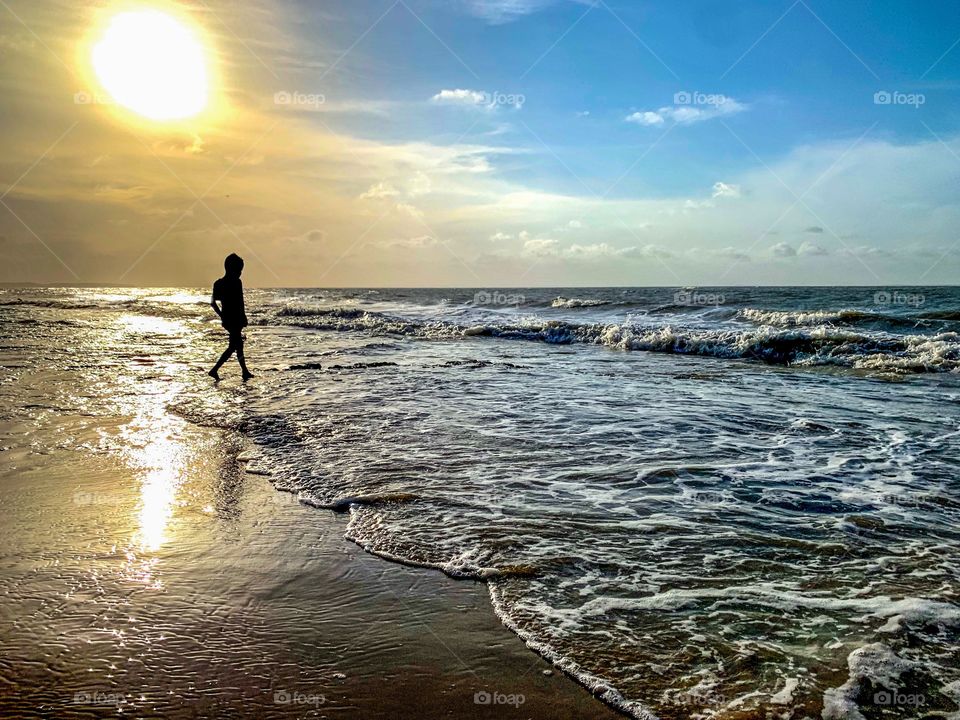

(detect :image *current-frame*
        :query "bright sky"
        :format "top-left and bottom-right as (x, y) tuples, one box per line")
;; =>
(1, 0), (959, 286)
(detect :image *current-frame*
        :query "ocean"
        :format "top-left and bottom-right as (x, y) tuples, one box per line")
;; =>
(2, 285), (959, 719)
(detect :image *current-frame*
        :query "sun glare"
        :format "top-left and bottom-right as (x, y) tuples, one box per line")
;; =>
(92, 9), (208, 121)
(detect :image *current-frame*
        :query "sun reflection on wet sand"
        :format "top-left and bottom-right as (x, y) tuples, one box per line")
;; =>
(106, 314), (193, 556)
(116, 312), (184, 336)
(58, 308), (254, 593)
(135, 431), (184, 552)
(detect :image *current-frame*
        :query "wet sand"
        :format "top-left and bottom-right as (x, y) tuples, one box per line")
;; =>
(0, 416), (625, 719)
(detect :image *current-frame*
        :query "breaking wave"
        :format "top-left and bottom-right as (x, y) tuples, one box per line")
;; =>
(274, 306), (960, 373)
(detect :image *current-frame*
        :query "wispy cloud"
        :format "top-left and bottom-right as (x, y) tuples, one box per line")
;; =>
(430, 88), (524, 110)
(626, 97), (747, 127)
(459, 0), (585, 24)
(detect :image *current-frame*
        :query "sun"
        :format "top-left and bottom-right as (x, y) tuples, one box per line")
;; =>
(92, 9), (208, 121)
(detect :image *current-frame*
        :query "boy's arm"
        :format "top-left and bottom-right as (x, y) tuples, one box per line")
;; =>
(239, 280), (249, 326)
(210, 290), (223, 318)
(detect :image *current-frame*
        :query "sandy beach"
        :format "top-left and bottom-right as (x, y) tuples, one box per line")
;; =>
(0, 419), (622, 718)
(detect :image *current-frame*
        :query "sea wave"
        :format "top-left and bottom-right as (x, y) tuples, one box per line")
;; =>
(550, 296), (612, 309)
(737, 307), (931, 330)
(273, 306), (960, 373)
(0, 298), (102, 310)
(920, 310), (960, 321)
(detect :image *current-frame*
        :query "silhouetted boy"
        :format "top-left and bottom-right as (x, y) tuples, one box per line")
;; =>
(209, 253), (253, 380)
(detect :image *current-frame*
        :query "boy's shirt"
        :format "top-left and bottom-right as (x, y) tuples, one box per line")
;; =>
(212, 276), (248, 330)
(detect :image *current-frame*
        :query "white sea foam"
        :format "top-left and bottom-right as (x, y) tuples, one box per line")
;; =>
(822, 644), (917, 720)
(551, 296), (611, 308)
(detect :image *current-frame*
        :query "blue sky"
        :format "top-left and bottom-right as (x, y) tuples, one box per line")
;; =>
(1, 0), (959, 285)
(305, 0), (959, 196)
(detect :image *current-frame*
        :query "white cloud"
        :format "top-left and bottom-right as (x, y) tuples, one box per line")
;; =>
(798, 241), (829, 256)
(430, 88), (524, 111)
(407, 172), (432, 197)
(513, 238), (667, 261)
(626, 97), (747, 127)
(712, 182), (741, 199)
(380, 235), (441, 249)
(566, 242), (619, 258)
(432, 88), (488, 106)
(625, 111), (664, 127)
(522, 237), (560, 256)
(771, 242), (797, 257)
(636, 244), (674, 259)
(839, 245), (888, 258)
(360, 182), (400, 200)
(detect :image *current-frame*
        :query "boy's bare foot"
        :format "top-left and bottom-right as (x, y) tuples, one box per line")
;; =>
(208, 369), (220, 381)
(242, 371), (254, 380)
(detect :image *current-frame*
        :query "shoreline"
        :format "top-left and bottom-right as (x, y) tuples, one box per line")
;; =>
(0, 420), (625, 719)
(331, 493), (652, 720)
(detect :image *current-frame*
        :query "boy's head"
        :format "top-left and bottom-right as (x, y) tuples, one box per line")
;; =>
(224, 253), (244, 277)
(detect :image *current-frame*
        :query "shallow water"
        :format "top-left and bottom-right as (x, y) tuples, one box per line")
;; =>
(2, 285), (959, 719)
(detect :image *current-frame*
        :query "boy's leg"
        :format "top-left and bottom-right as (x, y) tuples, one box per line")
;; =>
(210, 333), (237, 376)
(234, 331), (253, 378)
